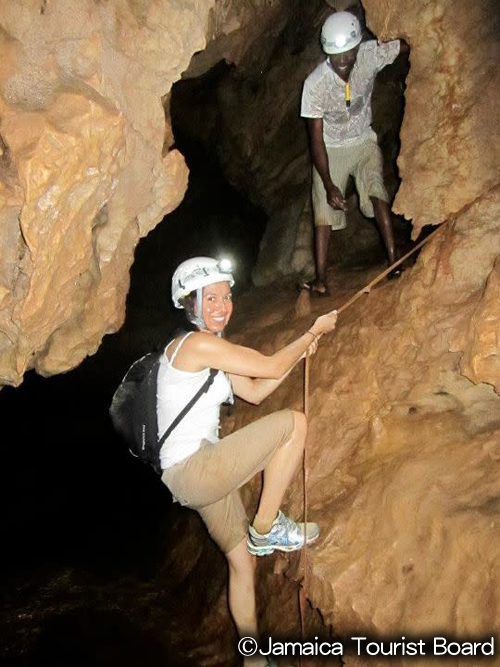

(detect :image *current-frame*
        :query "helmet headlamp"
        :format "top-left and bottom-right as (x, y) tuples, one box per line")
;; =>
(171, 256), (236, 309)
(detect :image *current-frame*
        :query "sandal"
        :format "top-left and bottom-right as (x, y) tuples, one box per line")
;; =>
(387, 267), (404, 280)
(298, 280), (331, 297)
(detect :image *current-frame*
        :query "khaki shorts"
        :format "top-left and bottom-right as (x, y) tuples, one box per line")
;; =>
(312, 136), (389, 230)
(161, 409), (295, 554)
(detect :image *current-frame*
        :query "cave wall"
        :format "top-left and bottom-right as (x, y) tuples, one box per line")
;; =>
(0, 0), (284, 386)
(364, 0), (500, 235)
(226, 186), (500, 662)
(224, 196), (500, 663)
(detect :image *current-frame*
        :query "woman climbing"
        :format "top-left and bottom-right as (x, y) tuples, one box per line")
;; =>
(159, 257), (338, 667)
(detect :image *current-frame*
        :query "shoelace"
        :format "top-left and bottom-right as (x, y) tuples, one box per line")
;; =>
(275, 513), (299, 539)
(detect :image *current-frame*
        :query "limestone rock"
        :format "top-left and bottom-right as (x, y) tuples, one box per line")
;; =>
(0, 0), (283, 386)
(363, 0), (500, 236)
(460, 257), (500, 394)
(224, 186), (500, 657)
(0, 0), (203, 384)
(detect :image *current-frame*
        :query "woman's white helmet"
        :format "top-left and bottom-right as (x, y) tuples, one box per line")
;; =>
(321, 11), (362, 54)
(172, 256), (235, 309)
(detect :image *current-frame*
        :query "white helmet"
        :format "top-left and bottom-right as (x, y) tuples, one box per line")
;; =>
(172, 257), (235, 309)
(321, 12), (362, 54)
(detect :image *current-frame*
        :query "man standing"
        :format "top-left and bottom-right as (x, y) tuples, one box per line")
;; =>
(301, 11), (406, 295)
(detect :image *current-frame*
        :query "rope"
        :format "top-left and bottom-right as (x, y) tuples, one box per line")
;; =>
(296, 221), (446, 659)
(337, 224), (444, 315)
(298, 355), (310, 665)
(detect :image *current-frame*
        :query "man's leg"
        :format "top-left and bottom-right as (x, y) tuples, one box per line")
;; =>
(310, 146), (349, 293)
(313, 225), (331, 291)
(371, 196), (397, 265)
(354, 139), (399, 270)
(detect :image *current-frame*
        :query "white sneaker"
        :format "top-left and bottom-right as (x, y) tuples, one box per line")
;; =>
(247, 510), (320, 556)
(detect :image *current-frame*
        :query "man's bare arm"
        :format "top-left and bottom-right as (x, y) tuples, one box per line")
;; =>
(308, 118), (346, 210)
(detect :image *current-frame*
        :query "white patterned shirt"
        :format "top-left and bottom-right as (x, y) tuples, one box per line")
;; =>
(301, 40), (400, 147)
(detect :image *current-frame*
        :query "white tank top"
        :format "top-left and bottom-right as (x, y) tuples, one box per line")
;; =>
(157, 332), (233, 469)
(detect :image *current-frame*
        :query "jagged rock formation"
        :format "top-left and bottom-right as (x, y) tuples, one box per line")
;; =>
(0, 0), (283, 386)
(364, 0), (500, 235)
(227, 189), (500, 662)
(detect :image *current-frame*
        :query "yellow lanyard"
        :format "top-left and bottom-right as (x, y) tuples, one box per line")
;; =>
(345, 82), (351, 108)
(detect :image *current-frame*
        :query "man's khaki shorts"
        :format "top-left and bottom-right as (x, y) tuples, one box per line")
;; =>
(312, 136), (389, 230)
(161, 409), (295, 554)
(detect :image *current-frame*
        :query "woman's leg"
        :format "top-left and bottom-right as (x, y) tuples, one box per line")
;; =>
(252, 411), (307, 534)
(227, 538), (271, 667)
(227, 537), (257, 637)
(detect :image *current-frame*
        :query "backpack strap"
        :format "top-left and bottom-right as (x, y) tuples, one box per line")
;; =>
(166, 331), (193, 367)
(158, 368), (219, 448)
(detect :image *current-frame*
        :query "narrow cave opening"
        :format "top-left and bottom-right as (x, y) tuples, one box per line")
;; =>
(125, 60), (268, 339)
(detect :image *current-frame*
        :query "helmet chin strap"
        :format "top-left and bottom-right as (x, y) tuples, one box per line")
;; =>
(186, 287), (206, 329)
(186, 287), (223, 337)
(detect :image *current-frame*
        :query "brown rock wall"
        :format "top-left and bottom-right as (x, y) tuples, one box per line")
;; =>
(460, 256), (500, 394)
(225, 187), (500, 658)
(0, 0), (203, 384)
(363, 0), (500, 235)
(0, 0), (282, 386)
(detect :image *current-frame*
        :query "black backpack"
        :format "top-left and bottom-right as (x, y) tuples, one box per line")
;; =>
(110, 343), (218, 475)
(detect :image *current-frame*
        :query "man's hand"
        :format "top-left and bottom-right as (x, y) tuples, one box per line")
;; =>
(326, 183), (347, 211)
(308, 118), (347, 211)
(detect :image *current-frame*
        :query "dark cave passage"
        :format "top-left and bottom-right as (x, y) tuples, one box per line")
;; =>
(0, 92), (265, 667)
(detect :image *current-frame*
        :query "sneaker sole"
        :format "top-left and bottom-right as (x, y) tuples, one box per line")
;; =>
(246, 533), (319, 557)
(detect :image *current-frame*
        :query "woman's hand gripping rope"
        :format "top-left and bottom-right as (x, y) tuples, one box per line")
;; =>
(301, 309), (338, 359)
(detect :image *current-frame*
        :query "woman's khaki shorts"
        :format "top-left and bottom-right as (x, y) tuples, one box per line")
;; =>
(161, 409), (295, 554)
(312, 136), (389, 230)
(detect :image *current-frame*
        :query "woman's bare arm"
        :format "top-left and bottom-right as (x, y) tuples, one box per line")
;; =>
(174, 311), (337, 380)
(229, 336), (318, 404)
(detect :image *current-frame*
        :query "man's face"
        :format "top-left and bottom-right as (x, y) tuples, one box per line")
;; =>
(329, 45), (359, 81)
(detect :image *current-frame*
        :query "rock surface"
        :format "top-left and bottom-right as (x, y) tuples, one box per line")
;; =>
(0, 0), (282, 386)
(225, 186), (500, 662)
(363, 0), (500, 236)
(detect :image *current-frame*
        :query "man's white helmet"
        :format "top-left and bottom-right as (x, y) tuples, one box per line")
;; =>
(172, 257), (235, 309)
(321, 12), (362, 54)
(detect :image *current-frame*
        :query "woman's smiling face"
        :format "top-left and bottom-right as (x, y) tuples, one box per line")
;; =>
(201, 281), (233, 333)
